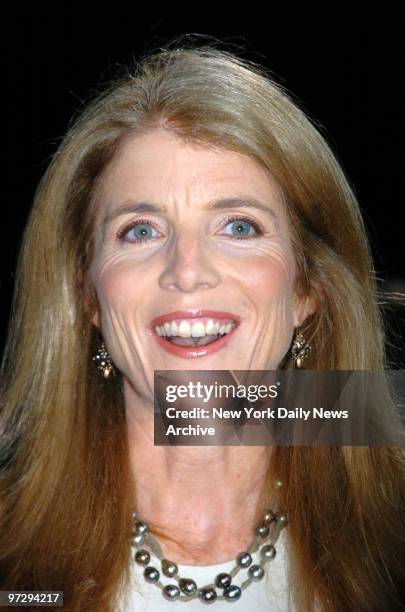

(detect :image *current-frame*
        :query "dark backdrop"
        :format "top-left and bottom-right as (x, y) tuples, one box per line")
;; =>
(1, 15), (404, 365)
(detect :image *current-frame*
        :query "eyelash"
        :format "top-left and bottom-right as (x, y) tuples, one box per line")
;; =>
(117, 218), (160, 242)
(221, 215), (265, 239)
(117, 215), (266, 243)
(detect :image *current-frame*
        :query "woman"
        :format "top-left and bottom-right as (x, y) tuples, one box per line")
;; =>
(0, 40), (404, 611)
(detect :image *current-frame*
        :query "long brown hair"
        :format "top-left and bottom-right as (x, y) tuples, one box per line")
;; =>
(1, 37), (404, 610)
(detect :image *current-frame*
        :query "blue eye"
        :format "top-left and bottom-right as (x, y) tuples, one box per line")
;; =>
(118, 220), (159, 243)
(222, 217), (262, 239)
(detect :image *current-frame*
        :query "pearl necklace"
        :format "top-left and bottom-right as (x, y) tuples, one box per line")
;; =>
(130, 481), (287, 604)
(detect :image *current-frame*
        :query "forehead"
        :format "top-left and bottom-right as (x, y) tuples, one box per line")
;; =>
(93, 128), (285, 215)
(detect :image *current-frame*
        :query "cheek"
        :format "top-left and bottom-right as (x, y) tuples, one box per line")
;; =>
(239, 245), (297, 368)
(89, 252), (153, 380)
(90, 250), (149, 328)
(235, 241), (295, 300)
(233, 241), (298, 364)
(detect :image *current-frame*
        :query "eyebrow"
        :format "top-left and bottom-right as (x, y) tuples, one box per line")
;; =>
(102, 197), (278, 225)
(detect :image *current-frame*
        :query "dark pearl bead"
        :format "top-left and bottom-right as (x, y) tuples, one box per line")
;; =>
(264, 509), (276, 524)
(144, 566), (160, 582)
(215, 572), (232, 589)
(133, 520), (149, 534)
(179, 578), (197, 595)
(248, 564), (265, 581)
(162, 584), (180, 600)
(134, 549), (150, 566)
(131, 533), (145, 547)
(261, 544), (276, 561)
(161, 558), (178, 577)
(236, 552), (252, 568)
(198, 587), (217, 603)
(277, 514), (288, 526)
(224, 584), (242, 601)
(256, 523), (270, 538)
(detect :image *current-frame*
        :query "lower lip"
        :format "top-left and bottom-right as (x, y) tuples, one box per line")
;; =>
(148, 325), (239, 359)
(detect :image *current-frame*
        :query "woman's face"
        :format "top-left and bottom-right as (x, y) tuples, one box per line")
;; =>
(89, 128), (312, 400)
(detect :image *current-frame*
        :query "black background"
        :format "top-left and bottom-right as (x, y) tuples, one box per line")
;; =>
(1, 15), (404, 364)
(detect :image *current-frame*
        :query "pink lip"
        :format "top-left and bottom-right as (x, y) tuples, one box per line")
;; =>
(147, 310), (241, 360)
(149, 310), (241, 327)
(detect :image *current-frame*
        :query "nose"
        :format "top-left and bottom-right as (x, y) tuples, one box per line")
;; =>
(158, 233), (221, 293)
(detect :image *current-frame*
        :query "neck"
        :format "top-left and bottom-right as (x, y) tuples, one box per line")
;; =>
(124, 380), (274, 565)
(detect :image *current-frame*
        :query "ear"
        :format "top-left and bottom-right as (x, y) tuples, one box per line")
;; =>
(293, 292), (317, 328)
(78, 268), (101, 330)
(90, 303), (102, 331)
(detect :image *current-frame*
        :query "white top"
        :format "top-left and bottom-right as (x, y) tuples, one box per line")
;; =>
(115, 528), (294, 611)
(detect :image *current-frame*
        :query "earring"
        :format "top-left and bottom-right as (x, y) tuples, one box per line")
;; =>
(291, 330), (311, 368)
(93, 341), (115, 378)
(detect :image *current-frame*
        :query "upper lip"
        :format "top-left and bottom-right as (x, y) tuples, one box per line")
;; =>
(149, 310), (241, 328)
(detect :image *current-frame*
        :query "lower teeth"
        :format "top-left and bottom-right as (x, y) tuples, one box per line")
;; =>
(167, 334), (223, 347)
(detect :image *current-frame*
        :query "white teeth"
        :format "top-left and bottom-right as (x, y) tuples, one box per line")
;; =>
(191, 322), (206, 337)
(154, 319), (237, 338)
(206, 319), (216, 335)
(178, 321), (192, 337)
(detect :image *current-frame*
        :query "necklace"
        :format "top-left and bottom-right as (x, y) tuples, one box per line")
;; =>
(130, 480), (287, 604)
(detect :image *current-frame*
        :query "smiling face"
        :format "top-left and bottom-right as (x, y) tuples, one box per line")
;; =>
(88, 128), (313, 400)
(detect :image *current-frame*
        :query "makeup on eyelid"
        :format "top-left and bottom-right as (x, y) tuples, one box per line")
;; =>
(101, 196), (280, 228)
(116, 214), (268, 244)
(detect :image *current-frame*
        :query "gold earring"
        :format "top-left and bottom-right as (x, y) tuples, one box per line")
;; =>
(291, 330), (312, 368)
(93, 341), (115, 378)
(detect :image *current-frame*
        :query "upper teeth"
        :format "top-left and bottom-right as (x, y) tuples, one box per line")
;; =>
(154, 319), (236, 338)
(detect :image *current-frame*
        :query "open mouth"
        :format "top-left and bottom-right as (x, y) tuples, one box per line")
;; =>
(155, 318), (237, 348)
(149, 311), (240, 358)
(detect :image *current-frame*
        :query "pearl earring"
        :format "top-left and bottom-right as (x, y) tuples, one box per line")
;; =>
(92, 341), (115, 378)
(291, 330), (311, 368)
